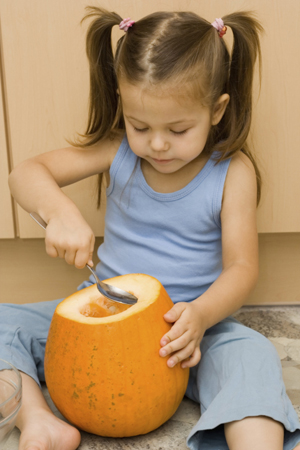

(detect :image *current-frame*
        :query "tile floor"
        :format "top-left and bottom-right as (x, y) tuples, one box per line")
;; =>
(3, 306), (300, 449)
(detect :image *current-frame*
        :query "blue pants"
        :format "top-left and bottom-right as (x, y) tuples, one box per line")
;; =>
(0, 299), (300, 449)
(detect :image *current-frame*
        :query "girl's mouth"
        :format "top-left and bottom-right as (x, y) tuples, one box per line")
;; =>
(152, 158), (174, 164)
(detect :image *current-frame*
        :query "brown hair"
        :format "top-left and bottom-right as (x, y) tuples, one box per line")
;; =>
(71, 7), (264, 206)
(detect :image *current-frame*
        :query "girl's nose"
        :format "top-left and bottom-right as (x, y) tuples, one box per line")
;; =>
(150, 134), (169, 152)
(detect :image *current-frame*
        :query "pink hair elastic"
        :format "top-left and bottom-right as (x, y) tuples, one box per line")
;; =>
(211, 18), (227, 38)
(119, 17), (135, 32)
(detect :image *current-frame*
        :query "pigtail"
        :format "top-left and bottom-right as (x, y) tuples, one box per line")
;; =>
(214, 12), (263, 203)
(81, 7), (124, 143)
(68, 7), (125, 207)
(70, 7), (125, 146)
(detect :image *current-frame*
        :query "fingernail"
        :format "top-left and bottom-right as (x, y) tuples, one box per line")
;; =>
(88, 260), (94, 267)
(160, 349), (167, 357)
(161, 339), (168, 346)
(168, 360), (175, 368)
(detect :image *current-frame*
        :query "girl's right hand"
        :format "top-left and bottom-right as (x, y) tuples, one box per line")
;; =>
(44, 213), (95, 269)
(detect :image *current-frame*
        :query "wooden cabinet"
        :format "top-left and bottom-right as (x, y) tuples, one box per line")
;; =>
(1, 0), (300, 235)
(0, 0), (106, 238)
(0, 0), (299, 305)
(0, 67), (14, 238)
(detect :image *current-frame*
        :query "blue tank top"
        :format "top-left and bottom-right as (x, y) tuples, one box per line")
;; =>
(79, 135), (231, 304)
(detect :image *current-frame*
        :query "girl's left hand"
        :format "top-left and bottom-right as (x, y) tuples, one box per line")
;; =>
(159, 301), (207, 369)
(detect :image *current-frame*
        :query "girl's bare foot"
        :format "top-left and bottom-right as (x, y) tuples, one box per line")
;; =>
(18, 408), (81, 450)
(16, 372), (81, 450)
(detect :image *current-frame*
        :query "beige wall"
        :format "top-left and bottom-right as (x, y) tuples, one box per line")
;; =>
(0, 0), (299, 304)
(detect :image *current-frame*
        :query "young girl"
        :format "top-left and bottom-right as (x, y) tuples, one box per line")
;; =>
(4, 7), (300, 450)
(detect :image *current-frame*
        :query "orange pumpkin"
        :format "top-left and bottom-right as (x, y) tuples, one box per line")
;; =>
(44, 273), (189, 437)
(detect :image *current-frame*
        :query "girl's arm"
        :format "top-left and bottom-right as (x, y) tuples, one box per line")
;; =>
(8, 133), (123, 267)
(160, 151), (259, 368)
(191, 150), (259, 328)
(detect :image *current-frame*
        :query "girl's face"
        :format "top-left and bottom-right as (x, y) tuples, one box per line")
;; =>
(119, 81), (227, 175)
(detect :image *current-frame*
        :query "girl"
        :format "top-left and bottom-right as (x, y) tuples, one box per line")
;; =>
(4, 7), (300, 450)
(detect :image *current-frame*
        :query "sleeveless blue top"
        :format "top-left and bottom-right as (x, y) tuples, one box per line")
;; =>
(80, 135), (231, 304)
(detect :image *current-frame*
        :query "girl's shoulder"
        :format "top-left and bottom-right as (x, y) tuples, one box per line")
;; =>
(221, 150), (257, 214)
(229, 150), (256, 171)
(100, 129), (126, 166)
(81, 129), (126, 172)
(224, 151), (256, 196)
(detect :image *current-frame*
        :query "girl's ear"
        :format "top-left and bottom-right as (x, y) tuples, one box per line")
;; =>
(211, 94), (230, 125)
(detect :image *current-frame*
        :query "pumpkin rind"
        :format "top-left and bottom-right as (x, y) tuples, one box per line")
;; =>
(44, 273), (189, 437)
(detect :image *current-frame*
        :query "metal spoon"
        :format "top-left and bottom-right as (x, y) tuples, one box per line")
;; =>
(30, 212), (138, 305)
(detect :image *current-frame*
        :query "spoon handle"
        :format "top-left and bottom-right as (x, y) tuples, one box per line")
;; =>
(30, 212), (47, 230)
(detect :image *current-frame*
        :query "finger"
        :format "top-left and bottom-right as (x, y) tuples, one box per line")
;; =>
(160, 320), (187, 347)
(166, 342), (197, 368)
(45, 236), (66, 259)
(65, 248), (77, 266)
(181, 347), (201, 369)
(160, 331), (190, 357)
(87, 253), (94, 267)
(74, 234), (95, 269)
(74, 245), (92, 269)
(87, 235), (95, 267)
(163, 302), (186, 324)
(45, 242), (58, 258)
(56, 248), (66, 260)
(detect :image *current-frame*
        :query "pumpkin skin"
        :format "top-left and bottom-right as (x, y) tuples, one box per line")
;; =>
(44, 273), (189, 437)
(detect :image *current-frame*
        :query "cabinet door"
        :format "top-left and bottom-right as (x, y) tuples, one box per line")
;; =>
(0, 0), (107, 238)
(0, 66), (14, 238)
(250, 1), (300, 232)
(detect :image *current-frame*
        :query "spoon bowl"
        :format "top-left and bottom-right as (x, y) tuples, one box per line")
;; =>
(85, 264), (138, 305)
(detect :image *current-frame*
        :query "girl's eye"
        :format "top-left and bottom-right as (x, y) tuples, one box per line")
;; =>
(172, 129), (187, 135)
(133, 127), (188, 135)
(133, 127), (148, 132)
